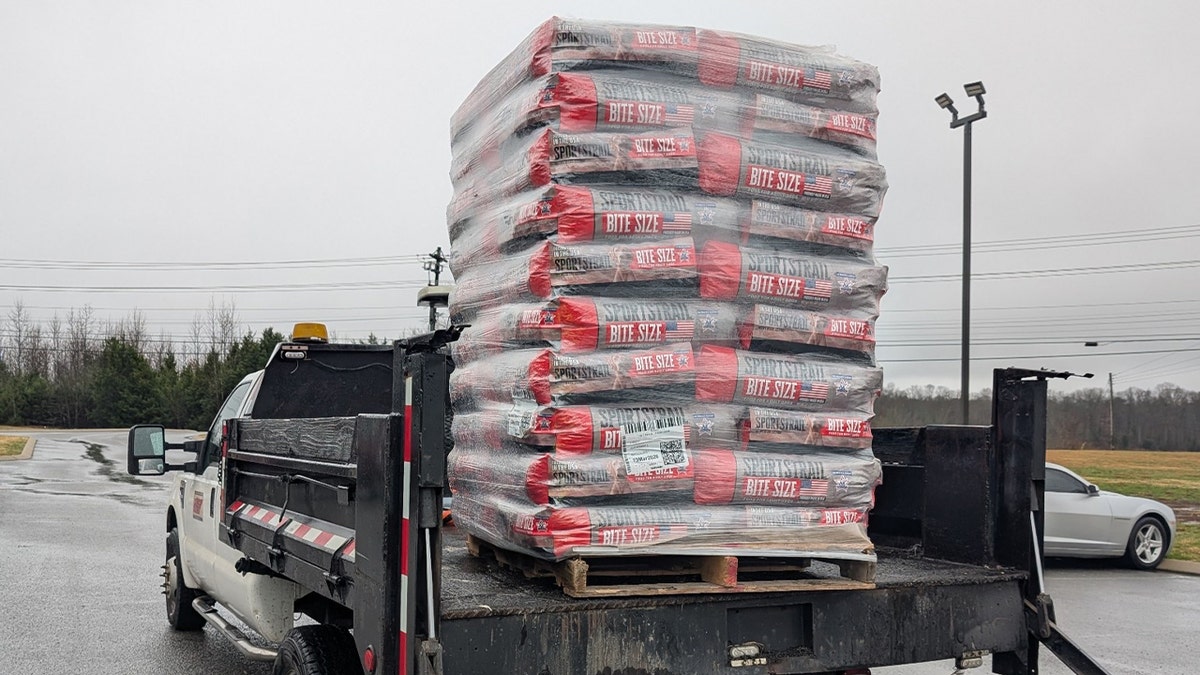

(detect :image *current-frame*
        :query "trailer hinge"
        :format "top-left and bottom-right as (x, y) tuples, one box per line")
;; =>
(1027, 593), (1055, 639)
(416, 639), (444, 675)
(1023, 599), (1111, 674)
(322, 571), (351, 596)
(266, 546), (286, 570)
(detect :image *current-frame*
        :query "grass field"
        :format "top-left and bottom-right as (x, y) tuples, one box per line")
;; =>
(1047, 449), (1200, 562)
(0, 436), (29, 457)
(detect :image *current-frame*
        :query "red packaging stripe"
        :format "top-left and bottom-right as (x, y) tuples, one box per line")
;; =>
(550, 407), (596, 456)
(695, 345), (739, 403)
(528, 18), (557, 78)
(527, 130), (553, 189)
(547, 508), (593, 557)
(527, 351), (552, 405)
(527, 240), (553, 299)
(553, 185), (597, 243)
(697, 30), (740, 88)
(555, 73), (600, 133)
(557, 297), (601, 352)
(697, 132), (741, 196)
(698, 239), (743, 300)
(526, 455), (551, 505)
(691, 448), (738, 504)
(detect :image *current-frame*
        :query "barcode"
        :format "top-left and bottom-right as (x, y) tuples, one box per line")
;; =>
(621, 414), (686, 435)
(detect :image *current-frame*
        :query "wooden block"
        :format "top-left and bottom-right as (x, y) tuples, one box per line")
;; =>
(556, 558), (590, 593)
(698, 556), (738, 587)
(465, 534), (483, 558)
(836, 559), (877, 583)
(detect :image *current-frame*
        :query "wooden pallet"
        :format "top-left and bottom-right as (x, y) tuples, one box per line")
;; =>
(466, 534), (875, 598)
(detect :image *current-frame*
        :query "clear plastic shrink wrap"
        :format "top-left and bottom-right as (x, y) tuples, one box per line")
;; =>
(447, 18), (887, 561)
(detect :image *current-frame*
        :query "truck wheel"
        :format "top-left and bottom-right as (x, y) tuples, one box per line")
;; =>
(165, 528), (205, 630)
(1124, 515), (1168, 570)
(274, 625), (360, 675)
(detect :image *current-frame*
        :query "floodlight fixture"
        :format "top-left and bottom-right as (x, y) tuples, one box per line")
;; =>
(935, 80), (989, 422)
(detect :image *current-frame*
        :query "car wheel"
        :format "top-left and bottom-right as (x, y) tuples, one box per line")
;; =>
(165, 528), (206, 630)
(1124, 516), (1168, 570)
(273, 625), (360, 675)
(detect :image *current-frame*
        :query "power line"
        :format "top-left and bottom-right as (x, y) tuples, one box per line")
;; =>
(890, 259), (1200, 283)
(0, 255), (430, 270)
(882, 298), (1200, 313)
(0, 280), (432, 293)
(877, 224), (1200, 257)
(881, 346), (1200, 363)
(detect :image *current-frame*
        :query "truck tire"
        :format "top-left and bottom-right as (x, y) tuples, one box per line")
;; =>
(274, 625), (360, 675)
(165, 528), (205, 631)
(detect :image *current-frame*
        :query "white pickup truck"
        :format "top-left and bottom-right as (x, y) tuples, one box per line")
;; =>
(152, 370), (304, 646)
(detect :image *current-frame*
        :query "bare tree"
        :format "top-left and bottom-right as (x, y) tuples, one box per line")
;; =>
(8, 300), (29, 375)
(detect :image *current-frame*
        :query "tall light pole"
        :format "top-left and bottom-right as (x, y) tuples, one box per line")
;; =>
(935, 82), (987, 424)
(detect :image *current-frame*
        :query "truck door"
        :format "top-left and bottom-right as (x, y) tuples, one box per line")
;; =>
(181, 377), (255, 588)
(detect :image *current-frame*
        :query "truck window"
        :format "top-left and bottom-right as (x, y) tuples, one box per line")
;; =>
(201, 380), (253, 471)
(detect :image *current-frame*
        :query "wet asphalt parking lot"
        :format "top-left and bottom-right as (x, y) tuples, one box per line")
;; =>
(2, 429), (1198, 675)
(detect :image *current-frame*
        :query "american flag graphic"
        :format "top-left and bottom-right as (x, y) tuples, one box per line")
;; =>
(799, 381), (830, 401)
(664, 320), (695, 340)
(805, 174), (834, 197)
(806, 68), (833, 91)
(797, 479), (830, 497)
(664, 103), (694, 125)
(804, 279), (833, 301)
(663, 211), (692, 231)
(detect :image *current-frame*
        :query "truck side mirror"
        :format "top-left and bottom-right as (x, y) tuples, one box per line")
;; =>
(128, 425), (167, 475)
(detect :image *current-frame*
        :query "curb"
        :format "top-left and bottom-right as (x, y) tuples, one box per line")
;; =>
(1160, 559), (1200, 576)
(0, 436), (36, 462)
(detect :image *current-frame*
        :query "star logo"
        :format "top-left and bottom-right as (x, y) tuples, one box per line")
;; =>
(833, 375), (853, 395)
(836, 272), (856, 294)
(701, 102), (717, 118)
(679, 137), (691, 152)
(693, 414), (715, 436)
(838, 70), (852, 86)
(698, 310), (718, 333)
(677, 352), (690, 367)
(678, 248), (692, 262)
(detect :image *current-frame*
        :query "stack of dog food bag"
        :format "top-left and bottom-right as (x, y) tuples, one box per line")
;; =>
(447, 18), (888, 565)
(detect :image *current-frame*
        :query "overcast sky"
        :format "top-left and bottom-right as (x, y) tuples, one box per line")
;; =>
(3, 0), (1199, 394)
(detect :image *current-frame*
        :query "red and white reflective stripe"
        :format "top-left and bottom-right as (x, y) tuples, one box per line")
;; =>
(282, 519), (348, 555)
(399, 375), (413, 675)
(243, 503), (289, 528)
(227, 500), (355, 562)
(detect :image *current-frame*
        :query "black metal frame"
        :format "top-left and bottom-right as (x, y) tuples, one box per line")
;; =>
(221, 350), (1110, 674)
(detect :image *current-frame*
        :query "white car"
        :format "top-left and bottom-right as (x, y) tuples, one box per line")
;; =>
(1043, 462), (1176, 570)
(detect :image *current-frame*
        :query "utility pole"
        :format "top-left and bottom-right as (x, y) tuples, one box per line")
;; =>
(422, 247), (450, 332)
(1108, 372), (1115, 450)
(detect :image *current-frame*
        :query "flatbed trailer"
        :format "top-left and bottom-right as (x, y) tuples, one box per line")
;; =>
(176, 331), (1109, 674)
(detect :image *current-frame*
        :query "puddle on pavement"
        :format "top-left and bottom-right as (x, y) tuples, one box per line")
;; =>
(14, 486), (151, 506)
(78, 440), (153, 486)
